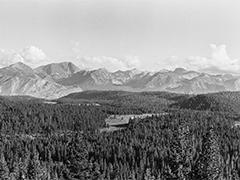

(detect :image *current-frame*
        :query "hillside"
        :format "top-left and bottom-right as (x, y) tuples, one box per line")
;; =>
(2, 61), (240, 99)
(59, 90), (189, 114)
(35, 61), (80, 80)
(175, 91), (240, 113)
(0, 62), (82, 99)
(57, 67), (240, 93)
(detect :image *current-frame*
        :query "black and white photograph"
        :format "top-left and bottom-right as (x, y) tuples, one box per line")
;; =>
(0, 0), (239, 179)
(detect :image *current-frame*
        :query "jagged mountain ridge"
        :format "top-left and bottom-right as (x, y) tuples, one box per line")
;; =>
(56, 65), (240, 93)
(0, 62), (82, 99)
(35, 62), (80, 80)
(1, 61), (240, 98)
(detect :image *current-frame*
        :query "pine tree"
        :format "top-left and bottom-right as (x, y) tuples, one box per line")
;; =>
(9, 157), (20, 180)
(19, 154), (30, 180)
(51, 170), (59, 180)
(168, 124), (192, 179)
(195, 127), (222, 180)
(92, 162), (102, 180)
(0, 152), (10, 180)
(178, 125), (193, 179)
(66, 134), (90, 179)
(27, 149), (42, 180)
(144, 168), (155, 180)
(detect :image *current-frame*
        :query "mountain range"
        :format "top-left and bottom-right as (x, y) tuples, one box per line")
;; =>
(1, 61), (240, 99)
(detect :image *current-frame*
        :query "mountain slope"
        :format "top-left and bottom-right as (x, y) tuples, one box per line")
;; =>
(35, 62), (80, 80)
(56, 66), (238, 94)
(2, 61), (240, 97)
(58, 90), (187, 113)
(0, 62), (82, 99)
(57, 68), (134, 90)
(174, 91), (240, 113)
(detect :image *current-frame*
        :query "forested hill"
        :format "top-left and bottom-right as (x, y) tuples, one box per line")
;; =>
(58, 90), (189, 113)
(3, 90), (240, 115)
(1, 91), (240, 179)
(0, 96), (107, 134)
(59, 90), (186, 100)
(59, 90), (240, 114)
(0, 90), (188, 135)
(174, 91), (240, 114)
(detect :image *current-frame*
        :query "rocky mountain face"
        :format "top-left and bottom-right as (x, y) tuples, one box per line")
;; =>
(57, 66), (240, 93)
(0, 62), (82, 99)
(35, 62), (80, 80)
(1, 61), (240, 98)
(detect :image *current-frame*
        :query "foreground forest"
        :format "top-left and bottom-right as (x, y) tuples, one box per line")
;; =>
(1, 91), (240, 179)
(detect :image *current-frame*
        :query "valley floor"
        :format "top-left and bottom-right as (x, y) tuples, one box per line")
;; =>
(100, 112), (168, 132)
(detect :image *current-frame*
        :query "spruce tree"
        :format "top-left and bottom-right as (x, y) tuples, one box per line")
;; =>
(19, 154), (30, 180)
(0, 152), (10, 180)
(9, 157), (20, 180)
(195, 127), (222, 179)
(66, 134), (90, 179)
(168, 124), (192, 179)
(27, 149), (42, 180)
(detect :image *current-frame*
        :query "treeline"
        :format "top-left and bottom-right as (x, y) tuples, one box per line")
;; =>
(87, 111), (239, 179)
(59, 90), (240, 114)
(59, 90), (184, 114)
(174, 91), (240, 114)
(1, 110), (240, 179)
(0, 98), (107, 134)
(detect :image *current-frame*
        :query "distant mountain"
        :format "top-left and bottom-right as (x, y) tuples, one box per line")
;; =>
(1, 61), (240, 98)
(56, 66), (239, 94)
(2, 62), (36, 77)
(35, 62), (80, 80)
(57, 68), (134, 90)
(0, 62), (82, 99)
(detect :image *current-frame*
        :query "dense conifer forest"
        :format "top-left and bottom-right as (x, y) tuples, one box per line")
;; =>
(1, 91), (240, 179)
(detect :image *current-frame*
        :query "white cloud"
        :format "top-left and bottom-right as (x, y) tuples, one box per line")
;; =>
(0, 49), (17, 67)
(158, 44), (240, 74)
(0, 46), (48, 68)
(20, 46), (47, 64)
(0, 43), (239, 74)
(198, 44), (240, 74)
(72, 41), (240, 73)
(71, 41), (81, 55)
(72, 41), (141, 72)
(124, 56), (141, 69)
(210, 44), (230, 61)
(76, 55), (141, 72)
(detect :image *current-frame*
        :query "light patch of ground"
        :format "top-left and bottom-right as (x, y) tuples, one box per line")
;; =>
(99, 126), (124, 133)
(100, 112), (168, 133)
(105, 113), (168, 126)
(43, 101), (57, 104)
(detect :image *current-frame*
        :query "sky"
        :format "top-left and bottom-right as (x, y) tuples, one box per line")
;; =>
(0, 0), (240, 73)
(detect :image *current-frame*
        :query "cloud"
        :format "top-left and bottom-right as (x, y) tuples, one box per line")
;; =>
(71, 41), (81, 55)
(0, 43), (239, 74)
(20, 46), (47, 64)
(158, 44), (240, 74)
(210, 44), (229, 61)
(72, 41), (240, 73)
(0, 46), (48, 68)
(72, 41), (141, 72)
(0, 49), (17, 67)
(198, 44), (240, 74)
(76, 55), (141, 72)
